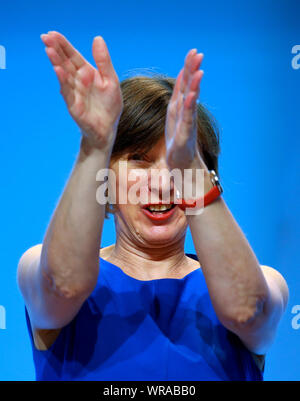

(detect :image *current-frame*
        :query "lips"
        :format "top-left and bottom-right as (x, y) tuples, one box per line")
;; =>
(141, 203), (177, 221)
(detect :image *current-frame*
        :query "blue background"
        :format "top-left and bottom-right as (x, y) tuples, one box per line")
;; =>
(0, 0), (299, 381)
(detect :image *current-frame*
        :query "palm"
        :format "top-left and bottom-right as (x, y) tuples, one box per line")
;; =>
(41, 31), (123, 149)
(165, 49), (204, 171)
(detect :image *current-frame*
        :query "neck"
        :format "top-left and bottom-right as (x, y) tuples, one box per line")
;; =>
(105, 234), (194, 280)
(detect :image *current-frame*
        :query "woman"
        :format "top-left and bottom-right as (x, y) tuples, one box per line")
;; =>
(17, 31), (288, 381)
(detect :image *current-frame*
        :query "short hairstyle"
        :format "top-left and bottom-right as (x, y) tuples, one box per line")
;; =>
(106, 74), (221, 217)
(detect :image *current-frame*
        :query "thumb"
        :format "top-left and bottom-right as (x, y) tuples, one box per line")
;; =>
(92, 36), (116, 80)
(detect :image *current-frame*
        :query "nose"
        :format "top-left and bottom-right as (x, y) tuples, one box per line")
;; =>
(148, 158), (175, 204)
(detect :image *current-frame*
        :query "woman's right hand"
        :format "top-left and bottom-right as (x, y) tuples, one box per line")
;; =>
(41, 31), (123, 150)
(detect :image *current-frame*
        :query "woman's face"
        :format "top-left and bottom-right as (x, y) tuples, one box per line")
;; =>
(109, 138), (188, 248)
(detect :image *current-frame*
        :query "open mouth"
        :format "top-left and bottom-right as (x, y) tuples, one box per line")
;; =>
(141, 203), (177, 221)
(144, 204), (176, 214)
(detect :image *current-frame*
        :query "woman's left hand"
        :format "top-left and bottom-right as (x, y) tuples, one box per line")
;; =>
(165, 49), (205, 172)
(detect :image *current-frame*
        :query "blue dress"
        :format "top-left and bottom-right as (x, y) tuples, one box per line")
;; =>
(25, 254), (263, 381)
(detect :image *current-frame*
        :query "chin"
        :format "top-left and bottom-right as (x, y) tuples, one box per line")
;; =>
(139, 224), (185, 246)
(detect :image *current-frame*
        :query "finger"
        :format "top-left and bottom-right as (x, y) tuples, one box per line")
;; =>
(167, 68), (183, 132)
(45, 46), (64, 67)
(183, 70), (204, 115)
(42, 34), (77, 76)
(45, 46), (75, 87)
(179, 72), (204, 134)
(186, 53), (204, 95)
(53, 65), (68, 86)
(177, 69), (203, 119)
(190, 53), (204, 74)
(180, 49), (197, 95)
(41, 33), (67, 62)
(183, 52), (201, 99)
(47, 31), (86, 70)
(182, 51), (203, 101)
(170, 68), (183, 103)
(189, 69), (204, 93)
(183, 91), (198, 111)
(92, 36), (117, 80)
(174, 92), (198, 148)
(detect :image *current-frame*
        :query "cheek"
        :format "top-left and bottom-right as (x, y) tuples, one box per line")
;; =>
(114, 172), (149, 206)
(113, 178), (141, 221)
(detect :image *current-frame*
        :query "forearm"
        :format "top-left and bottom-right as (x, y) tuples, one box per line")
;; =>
(40, 137), (111, 298)
(187, 164), (269, 329)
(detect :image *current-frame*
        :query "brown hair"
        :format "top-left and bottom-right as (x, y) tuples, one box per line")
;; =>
(106, 74), (221, 217)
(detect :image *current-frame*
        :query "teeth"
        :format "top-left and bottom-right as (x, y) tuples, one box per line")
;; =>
(148, 204), (172, 212)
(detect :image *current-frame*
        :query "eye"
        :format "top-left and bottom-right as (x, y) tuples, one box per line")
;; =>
(131, 153), (143, 160)
(128, 153), (149, 162)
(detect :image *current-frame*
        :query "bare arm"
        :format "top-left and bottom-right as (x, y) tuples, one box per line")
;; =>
(17, 32), (123, 330)
(187, 186), (288, 354)
(165, 49), (289, 354)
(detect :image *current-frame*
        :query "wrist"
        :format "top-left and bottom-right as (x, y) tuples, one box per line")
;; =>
(78, 136), (113, 165)
(182, 152), (212, 195)
(79, 125), (117, 152)
(176, 151), (223, 213)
